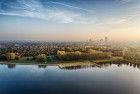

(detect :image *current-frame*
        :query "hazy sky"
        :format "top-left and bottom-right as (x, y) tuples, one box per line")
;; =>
(0, 0), (140, 41)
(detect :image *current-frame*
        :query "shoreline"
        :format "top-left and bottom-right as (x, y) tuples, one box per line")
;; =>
(0, 62), (59, 66)
(0, 57), (125, 66)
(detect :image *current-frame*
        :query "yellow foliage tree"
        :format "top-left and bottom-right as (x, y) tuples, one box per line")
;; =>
(57, 50), (66, 56)
(6, 53), (16, 60)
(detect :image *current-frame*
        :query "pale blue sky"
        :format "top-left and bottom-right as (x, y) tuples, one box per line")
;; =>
(0, 0), (140, 41)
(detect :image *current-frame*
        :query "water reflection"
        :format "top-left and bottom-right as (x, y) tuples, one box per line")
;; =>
(2, 62), (140, 70)
(0, 63), (140, 94)
(59, 63), (140, 70)
(7, 64), (16, 69)
(59, 64), (97, 70)
(38, 65), (47, 68)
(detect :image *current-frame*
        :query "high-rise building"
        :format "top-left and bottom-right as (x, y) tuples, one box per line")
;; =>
(105, 37), (108, 42)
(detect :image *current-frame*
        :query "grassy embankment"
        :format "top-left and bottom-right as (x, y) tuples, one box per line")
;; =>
(0, 56), (124, 65)
(58, 57), (124, 68)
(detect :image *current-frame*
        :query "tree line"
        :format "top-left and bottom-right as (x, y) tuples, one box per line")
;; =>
(57, 49), (112, 61)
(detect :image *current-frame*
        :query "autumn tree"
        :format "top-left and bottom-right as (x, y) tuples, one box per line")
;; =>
(6, 53), (16, 60)
(36, 54), (47, 62)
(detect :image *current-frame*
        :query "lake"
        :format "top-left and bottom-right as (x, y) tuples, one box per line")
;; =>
(0, 63), (140, 94)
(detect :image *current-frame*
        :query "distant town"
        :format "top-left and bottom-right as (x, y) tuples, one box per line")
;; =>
(0, 37), (140, 66)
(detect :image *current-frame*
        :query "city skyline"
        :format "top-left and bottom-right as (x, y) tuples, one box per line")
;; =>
(0, 0), (140, 41)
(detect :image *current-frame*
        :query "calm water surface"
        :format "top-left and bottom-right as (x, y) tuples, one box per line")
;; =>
(0, 64), (140, 94)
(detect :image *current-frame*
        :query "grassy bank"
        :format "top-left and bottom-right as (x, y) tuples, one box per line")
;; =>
(0, 56), (124, 65)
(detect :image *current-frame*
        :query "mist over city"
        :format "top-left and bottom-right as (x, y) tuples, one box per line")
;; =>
(0, 0), (140, 94)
